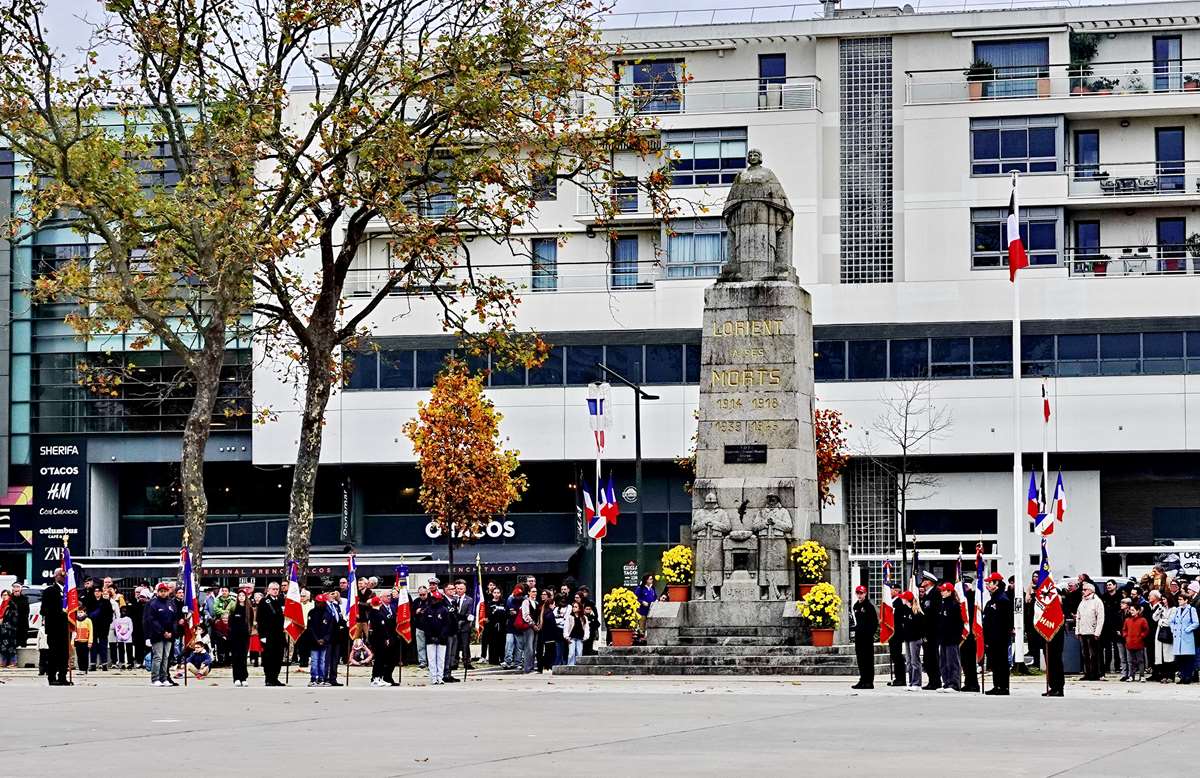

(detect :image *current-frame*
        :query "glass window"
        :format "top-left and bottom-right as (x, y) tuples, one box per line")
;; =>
(528, 346), (564, 386)
(1057, 334), (1098, 376)
(612, 176), (638, 213)
(1156, 127), (1185, 192)
(1153, 36), (1183, 93)
(1073, 131), (1099, 179)
(972, 209), (1059, 269)
(605, 345), (643, 383)
(379, 350), (414, 389)
(931, 337), (971, 378)
(1157, 218), (1187, 272)
(415, 349), (451, 388)
(0, 149), (13, 179)
(566, 345), (603, 385)
(618, 59), (683, 113)
(971, 117), (1058, 175)
(532, 170), (557, 201)
(889, 339), (929, 379)
(531, 238), (557, 291)
(973, 39), (1049, 98)
(490, 358), (526, 387)
(666, 218), (726, 278)
(664, 128), (748, 186)
(345, 351), (377, 390)
(1021, 334), (1055, 376)
(685, 344), (701, 383)
(1145, 332), (1183, 373)
(972, 335), (1012, 376)
(1100, 333), (1141, 375)
(645, 345), (683, 384)
(611, 236), (639, 288)
(848, 340), (887, 380)
(815, 340), (847, 381)
(759, 53), (786, 84)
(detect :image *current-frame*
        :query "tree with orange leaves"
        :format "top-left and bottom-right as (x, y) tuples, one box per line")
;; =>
(814, 408), (851, 508)
(403, 361), (528, 579)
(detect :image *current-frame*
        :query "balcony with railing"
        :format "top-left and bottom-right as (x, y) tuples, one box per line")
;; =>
(1066, 160), (1200, 200)
(906, 59), (1200, 105)
(1065, 244), (1199, 278)
(574, 180), (657, 221)
(580, 75), (820, 117)
(346, 257), (667, 297)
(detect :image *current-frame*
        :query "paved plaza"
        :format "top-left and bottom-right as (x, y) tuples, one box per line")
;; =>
(0, 668), (1196, 777)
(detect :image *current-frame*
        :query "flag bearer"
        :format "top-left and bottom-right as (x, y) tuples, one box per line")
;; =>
(851, 586), (878, 690)
(982, 572), (1013, 695)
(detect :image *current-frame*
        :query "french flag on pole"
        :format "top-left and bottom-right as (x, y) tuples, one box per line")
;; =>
(284, 561), (306, 642)
(587, 382), (611, 454)
(344, 554), (358, 635)
(181, 548), (201, 642)
(62, 546), (79, 625)
(878, 560), (895, 645)
(1008, 176), (1029, 282)
(582, 483), (606, 540)
(973, 542), (986, 664)
(1027, 471), (1042, 523)
(602, 473), (620, 527)
(1052, 471), (1067, 524)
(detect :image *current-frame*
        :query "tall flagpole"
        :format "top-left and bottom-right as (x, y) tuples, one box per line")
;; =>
(1042, 379), (1050, 518)
(595, 449), (604, 644)
(1010, 171), (1027, 668)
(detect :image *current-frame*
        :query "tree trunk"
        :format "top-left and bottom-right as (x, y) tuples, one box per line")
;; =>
(286, 348), (334, 575)
(180, 333), (226, 571)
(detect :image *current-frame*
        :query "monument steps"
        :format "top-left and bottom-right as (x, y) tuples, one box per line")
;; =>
(610, 645), (859, 657)
(554, 645), (889, 676)
(678, 635), (796, 647)
(677, 626), (795, 638)
(580, 653), (872, 667)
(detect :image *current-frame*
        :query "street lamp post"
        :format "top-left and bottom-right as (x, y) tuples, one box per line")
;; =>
(596, 362), (659, 577)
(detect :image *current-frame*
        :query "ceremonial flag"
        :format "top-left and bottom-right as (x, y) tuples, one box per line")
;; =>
(973, 542), (986, 663)
(394, 565), (413, 642)
(1007, 180), (1028, 282)
(1027, 471), (1041, 522)
(878, 560), (895, 644)
(1033, 537), (1065, 642)
(1042, 382), (1051, 424)
(586, 382), (611, 454)
(602, 473), (621, 526)
(583, 483), (606, 540)
(62, 547), (79, 626)
(475, 555), (487, 637)
(181, 548), (201, 642)
(1052, 471), (1067, 524)
(344, 554), (358, 635)
(953, 546), (970, 641)
(283, 561), (306, 642)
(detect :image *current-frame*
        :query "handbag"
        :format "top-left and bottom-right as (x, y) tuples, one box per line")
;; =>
(1158, 624), (1173, 644)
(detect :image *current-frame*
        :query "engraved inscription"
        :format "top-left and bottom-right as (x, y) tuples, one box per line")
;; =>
(711, 319), (784, 338)
(710, 368), (782, 389)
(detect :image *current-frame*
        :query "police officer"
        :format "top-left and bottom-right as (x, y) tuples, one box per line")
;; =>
(851, 585), (878, 690)
(982, 572), (1013, 695)
(918, 573), (940, 690)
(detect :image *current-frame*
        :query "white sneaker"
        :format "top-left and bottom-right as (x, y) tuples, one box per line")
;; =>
(151, 680), (162, 687)
(906, 685), (918, 691)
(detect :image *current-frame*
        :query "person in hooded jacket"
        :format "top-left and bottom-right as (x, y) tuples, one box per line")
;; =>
(419, 588), (455, 686)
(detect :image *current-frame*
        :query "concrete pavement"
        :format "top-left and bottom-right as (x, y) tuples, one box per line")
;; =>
(0, 668), (1196, 777)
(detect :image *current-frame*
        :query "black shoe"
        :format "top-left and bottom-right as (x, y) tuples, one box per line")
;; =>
(922, 684), (939, 691)
(1042, 690), (1063, 697)
(166, 679), (178, 686)
(327, 680), (343, 686)
(984, 688), (1010, 696)
(444, 676), (461, 683)
(387, 680), (399, 686)
(463, 664), (475, 670)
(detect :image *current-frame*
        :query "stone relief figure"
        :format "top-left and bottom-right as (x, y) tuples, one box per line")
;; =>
(718, 149), (795, 283)
(691, 492), (729, 600)
(753, 493), (794, 600)
(722, 499), (757, 587)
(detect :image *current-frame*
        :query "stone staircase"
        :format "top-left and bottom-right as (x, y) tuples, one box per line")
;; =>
(555, 626), (890, 677)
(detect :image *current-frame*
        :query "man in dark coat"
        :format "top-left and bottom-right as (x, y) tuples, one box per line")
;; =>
(936, 582), (965, 691)
(982, 572), (1014, 695)
(886, 586), (906, 687)
(851, 585), (878, 690)
(918, 574), (940, 690)
(959, 582), (980, 692)
(325, 589), (347, 686)
(257, 581), (286, 686)
(143, 582), (178, 686)
(41, 570), (69, 685)
(369, 593), (397, 686)
(9, 582), (31, 649)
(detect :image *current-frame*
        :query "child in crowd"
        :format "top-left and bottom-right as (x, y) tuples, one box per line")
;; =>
(349, 636), (373, 667)
(186, 625), (214, 680)
(73, 608), (93, 675)
(113, 607), (134, 669)
(1123, 601), (1150, 682)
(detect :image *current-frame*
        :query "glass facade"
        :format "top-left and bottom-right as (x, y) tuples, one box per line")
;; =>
(663, 128), (748, 186)
(666, 218), (726, 278)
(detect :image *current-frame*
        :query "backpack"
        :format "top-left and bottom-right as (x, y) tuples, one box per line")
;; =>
(512, 601), (532, 631)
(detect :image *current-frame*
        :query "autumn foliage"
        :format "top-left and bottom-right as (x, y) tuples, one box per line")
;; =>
(403, 362), (528, 542)
(815, 407), (851, 507)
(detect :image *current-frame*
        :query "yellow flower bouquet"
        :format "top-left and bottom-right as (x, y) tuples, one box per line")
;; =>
(789, 540), (829, 584)
(660, 544), (695, 585)
(796, 582), (842, 629)
(603, 587), (641, 630)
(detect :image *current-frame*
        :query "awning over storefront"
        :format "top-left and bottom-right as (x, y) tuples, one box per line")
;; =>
(78, 543), (584, 583)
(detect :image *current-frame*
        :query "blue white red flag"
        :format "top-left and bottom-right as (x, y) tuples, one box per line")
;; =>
(1033, 537), (1065, 641)
(474, 556), (486, 637)
(586, 382), (610, 454)
(1052, 472), (1066, 524)
(953, 546), (970, 641)
(1008, 179), (1029, 282)
(878, 560), (895, 644)
(602, 473), (620, 526)
(1027, 471), (1042, 522)
(181, 548), (201, 642)
(395, 565), (412, 642)
(582, 483), (605, 539)
(284, 561), (306, 642)
(973, 542), (986, 663)
(344, 554), (358, 634)
(62, 546), (79, 626)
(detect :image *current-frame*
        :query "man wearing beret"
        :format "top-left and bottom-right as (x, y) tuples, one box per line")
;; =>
(919, 573), (941, 689)
(982, 572), (1013, 695)
(851, 585), (878, 690)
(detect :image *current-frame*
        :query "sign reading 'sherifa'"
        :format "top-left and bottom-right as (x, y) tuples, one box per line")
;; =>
(31, 438), (88, 583)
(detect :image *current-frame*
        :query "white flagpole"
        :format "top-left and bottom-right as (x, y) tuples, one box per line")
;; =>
(1042, 378), (1049, 519)
(1010, 171), (1027, 667)
(595, 450), (604, 643)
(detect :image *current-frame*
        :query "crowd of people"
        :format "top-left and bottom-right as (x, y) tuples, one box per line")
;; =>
(4, 568), (603, 688)
(853, 564), (1200, 696)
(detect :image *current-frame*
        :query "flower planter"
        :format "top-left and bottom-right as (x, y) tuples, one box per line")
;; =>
(666, 584), (690, 602)
(1093, 260), (1107, 276)
(1095, 89), (1112, 96)
(798, 582), (817, 598)
(1037, 77), (1051, 97)
(810, 628), (835, 647)
(1186, 82), (1200, 91)
(609, 628), (634, 647)
(1071, 85), (1090, 95)
(968, 81), (984, 101)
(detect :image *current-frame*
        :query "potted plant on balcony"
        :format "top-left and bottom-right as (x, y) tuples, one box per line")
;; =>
(964, 59), (994, 101)
(1125, 70), (1147, 94)
(791, 540), (830, 598)
(602, 587), (641, 647)
(660, 544), (694, 602)
(1186, 233), (1200, 273)
(797, 582), (842, 647)
(1186, 74), (1200, 91)
(1070, 61), (1094, 94)
(1091, 77), (1119, 95)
